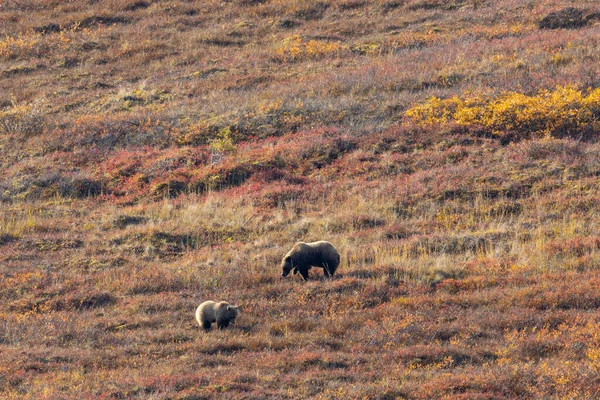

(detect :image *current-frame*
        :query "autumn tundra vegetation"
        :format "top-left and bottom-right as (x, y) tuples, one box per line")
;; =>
(2, 0), (600, 398)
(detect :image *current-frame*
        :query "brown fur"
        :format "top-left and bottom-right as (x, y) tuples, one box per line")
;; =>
(281, 241), (340, 280)
(195, 300), (239, 330)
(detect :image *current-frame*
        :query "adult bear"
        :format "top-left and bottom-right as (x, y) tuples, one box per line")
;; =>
(280, 241), (340, 281)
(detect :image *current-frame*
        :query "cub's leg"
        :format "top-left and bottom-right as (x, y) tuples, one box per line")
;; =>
(217, 319), (230, 329)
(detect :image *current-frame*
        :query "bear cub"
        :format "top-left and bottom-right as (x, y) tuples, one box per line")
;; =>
(196, 300), (239, 330)
(281, 240), (340, 281)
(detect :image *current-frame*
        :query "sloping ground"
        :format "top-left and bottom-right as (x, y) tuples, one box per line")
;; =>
(2, 0), (600, 398)
(1, 0), (600, 202)
(3, 129), (600, 398)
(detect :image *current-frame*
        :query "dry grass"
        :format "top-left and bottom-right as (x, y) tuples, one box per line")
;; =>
(2, 0), (600, 398)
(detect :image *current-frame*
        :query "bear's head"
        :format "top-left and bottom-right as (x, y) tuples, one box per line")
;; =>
(219, 303), (239, 322)
(281, 256), (294, 277)
(226, 304), (240, 319)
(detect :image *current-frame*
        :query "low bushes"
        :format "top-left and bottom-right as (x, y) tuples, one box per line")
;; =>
(406, 86), (600, 139)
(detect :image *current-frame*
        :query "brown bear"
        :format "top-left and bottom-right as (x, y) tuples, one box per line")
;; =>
(195, 300), (239, 330)
(281, 241), (340, 281)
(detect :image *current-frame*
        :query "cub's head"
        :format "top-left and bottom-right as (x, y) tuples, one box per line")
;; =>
(225, 304), (240, 320)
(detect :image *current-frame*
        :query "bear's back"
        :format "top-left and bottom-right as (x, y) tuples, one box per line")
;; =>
(214, 301), (229, 314)
(308, 240), (335, 250)
(306, 241), (337, 254)
(197, 301), (217, 321)
(306, 241), (339, 266)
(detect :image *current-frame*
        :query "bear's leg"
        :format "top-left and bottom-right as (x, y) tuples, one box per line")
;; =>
(322, 263), (331, 277)
(202, 320), (212, 330)
(298, 267), (309, 281)
(330, 263), (338, 276)
(217, 319), (230, 329)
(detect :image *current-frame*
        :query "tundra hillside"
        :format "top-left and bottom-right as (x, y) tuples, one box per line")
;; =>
(2, 0), (600, 398)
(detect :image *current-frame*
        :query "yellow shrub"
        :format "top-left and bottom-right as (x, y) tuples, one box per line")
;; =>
(0, 31), (43, 59)
(452, 95), (488, 125)
(405, 96), (462, 125)
(406, 86), (600, 138)
(275, 35), (345, 62)
(484, 91), (544, 133)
